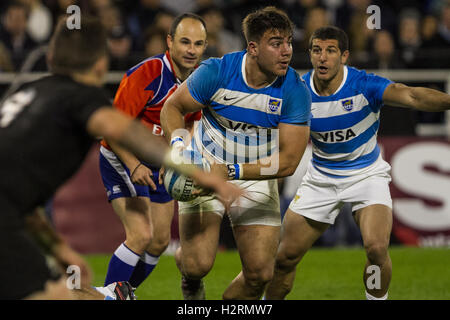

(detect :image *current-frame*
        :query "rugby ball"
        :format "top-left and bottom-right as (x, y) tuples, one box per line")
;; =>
(163, 150), (210, 202)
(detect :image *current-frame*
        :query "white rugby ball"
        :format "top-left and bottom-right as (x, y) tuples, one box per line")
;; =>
(163, 150), (210, 202)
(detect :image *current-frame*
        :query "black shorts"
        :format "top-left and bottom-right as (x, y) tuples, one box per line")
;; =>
(0, 212), (61, 299)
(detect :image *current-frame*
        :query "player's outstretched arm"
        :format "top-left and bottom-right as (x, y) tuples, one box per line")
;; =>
(160, 82), (205, 145)
(87, 107), (243, 208)
(382, 83), (450, 111)
(88, 107), (168, 167)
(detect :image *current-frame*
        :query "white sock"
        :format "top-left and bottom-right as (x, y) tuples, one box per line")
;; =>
(365, 291), (388, 300)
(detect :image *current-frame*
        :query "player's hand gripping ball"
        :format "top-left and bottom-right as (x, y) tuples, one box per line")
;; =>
(163, 149), (211, 202)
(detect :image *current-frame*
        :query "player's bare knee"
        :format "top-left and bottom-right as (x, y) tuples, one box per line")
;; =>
(276, 249), (304, 272)
(147, 234), (170, 256)
(275, 258), (296, 274)
(365, 242), (389, 265)
(183, 256), (213, 279)
(127, 229), (153, 252)
(244, 266), (274, 289)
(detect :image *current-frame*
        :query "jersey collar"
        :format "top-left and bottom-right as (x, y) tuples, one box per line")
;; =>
(163, 51), (182, 85)
(310, 65), (348, 96)
(241, 52), (278, 89)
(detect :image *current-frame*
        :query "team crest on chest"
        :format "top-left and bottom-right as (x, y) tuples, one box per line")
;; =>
(341, 98), (353, 111)
(268, 98), (282, 112)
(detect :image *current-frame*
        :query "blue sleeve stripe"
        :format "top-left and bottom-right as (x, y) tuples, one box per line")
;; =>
(312, 145), (380, 170)
(311, 121), (380, 154)
(199, 124), (275, 163)
(203, 111), (275, 147)
(310, 105), (372, 132)
(211, 104), (279, 128)
(147, 67), (176, 105)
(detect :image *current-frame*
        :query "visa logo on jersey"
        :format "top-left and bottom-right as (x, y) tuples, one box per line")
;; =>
(341, 99), (353, 111)
(317, 129), (356, 142)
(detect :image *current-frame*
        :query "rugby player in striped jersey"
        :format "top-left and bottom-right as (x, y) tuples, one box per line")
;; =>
(265, 26), (450, 300)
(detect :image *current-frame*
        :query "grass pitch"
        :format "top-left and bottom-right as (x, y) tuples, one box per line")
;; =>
(86, 246), (450, 300)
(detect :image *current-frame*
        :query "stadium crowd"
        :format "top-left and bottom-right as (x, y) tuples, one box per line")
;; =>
(0, 0), (449, 73)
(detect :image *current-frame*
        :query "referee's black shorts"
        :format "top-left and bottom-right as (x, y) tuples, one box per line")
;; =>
(0, 211), (61, 299)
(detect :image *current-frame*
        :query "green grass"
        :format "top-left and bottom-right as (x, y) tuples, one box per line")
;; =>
(86, 246), (450, 300)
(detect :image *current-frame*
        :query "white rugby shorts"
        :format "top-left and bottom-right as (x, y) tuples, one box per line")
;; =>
(289, 156), (392, 224)
(178, 179), (281, 227)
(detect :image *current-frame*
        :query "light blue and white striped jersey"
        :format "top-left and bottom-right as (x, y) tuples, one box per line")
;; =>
(186, 50), (311, 164)
(302, 65), (393, 177)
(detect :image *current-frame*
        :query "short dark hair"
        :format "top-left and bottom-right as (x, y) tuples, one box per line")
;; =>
(309, 26), (349, 52)
(242, 6), (293, 43)
(47, 16), (107, 75)
(169, 13), (207, 38)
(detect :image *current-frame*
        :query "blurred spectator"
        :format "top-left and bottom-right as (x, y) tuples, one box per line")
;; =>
(286, 0), (325, 31)
(291, 6), (330, 68)
(127, 0), (165, 49)
(143, 26), (167, 58)
(197, 5), (244, 58)
(301, 6), (330, 50)
(419, 3), (450, 68)
(363, 30), (404, 69)
(335, 0), (397, 63)
(383, 0), (424, 16)
(46, 0), (77, 24)
(110, 0), (137, 15)
(98, 4), (124, 35)
(0, 1), (38, 71)
(151, 9), (176, 34)
(436, 1), (450, 45)
(195, 0), (217, 11)
(89, 0), (112, 12)
(397, 8), (422, 68)
(162, 0), (220, 15)
(422, 14), (439, 44)
(285, 0), (329, 55)
(0, 42), (14, 72)
(345, 0), (375, 64)
(0, 0), (445, 72)
(107, 25), (141, 71)
(18, 0), (53, 43)
(320, 0), (343, 23)
(224, 0), (281, 39)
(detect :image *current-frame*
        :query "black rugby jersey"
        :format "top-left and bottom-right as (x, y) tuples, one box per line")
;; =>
(0, 75), (111, 218)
